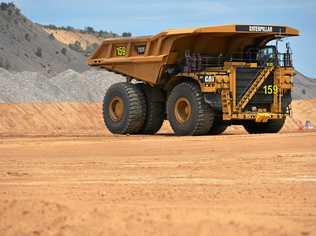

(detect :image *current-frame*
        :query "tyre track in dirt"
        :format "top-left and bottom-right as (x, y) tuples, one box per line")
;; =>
(0, 132), (315, 235)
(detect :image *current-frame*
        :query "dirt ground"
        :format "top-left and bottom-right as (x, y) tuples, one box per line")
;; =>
(0, 132), (316, 236)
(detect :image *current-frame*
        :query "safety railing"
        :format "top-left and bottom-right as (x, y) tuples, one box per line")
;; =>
(182, 51), (292, 72)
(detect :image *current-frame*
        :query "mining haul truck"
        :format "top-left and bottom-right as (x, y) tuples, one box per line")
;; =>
(87, 24), (299, 135)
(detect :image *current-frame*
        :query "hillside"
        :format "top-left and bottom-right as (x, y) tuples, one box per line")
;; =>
(293, 72), (316, 99)
(43, 28), (103, 51)
(42, 25), (131, 55)
(0, 3), (88, 76)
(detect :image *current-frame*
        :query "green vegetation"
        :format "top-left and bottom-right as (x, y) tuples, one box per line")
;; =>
(68, 41), (99, 56)
(122, 32), (132, 37)
(0, 2), (21, 16)
(0, 57), (11, 70)
(68, 41), (83, 52)
(35, 47), (42, 58)
(24, 33), (31, 42)
(42, 24), (132, 38)
(61, 48), (67, 55)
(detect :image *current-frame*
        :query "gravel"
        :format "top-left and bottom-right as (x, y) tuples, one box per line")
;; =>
(0, 67), (315, 103)
(0, 68), (124, 103)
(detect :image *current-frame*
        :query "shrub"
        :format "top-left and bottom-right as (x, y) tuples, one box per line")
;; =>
(0, 3), (7, 11)
(0, 57), (10, 70)
(15, 8), (20, 15)
(61, 47), (67, 55)
(85, 43), (99, 55)
(69, 41), (83, 52)
(84, 26), (95, 34)
(7, 8), (12, 16)
(25, 33), (31, 42)
(66, 26), (74, 31)
(35, 47), (42, 57)
(2, 58), (11, 70)
(122, 32), (132, 37)
(48, 33), (55, 40)
(45, 24), (58, 30)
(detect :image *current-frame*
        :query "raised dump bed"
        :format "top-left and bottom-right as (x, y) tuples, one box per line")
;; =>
(87, 24), (299, 136)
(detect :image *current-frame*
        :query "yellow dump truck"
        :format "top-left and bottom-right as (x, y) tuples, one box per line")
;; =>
(87, 24), (299, 135)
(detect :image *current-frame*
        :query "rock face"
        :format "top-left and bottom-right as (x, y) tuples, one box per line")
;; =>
(0, 3), (88, 76)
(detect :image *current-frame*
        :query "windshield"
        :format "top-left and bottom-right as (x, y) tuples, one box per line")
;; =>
(257, 46), (277, 67)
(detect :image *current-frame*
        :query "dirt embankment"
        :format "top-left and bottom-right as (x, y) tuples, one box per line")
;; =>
(0, 102), (105, 137)
(0, 99), (315, 137)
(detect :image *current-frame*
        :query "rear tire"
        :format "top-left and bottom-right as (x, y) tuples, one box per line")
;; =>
(136, 84), (165, 134)
(103, 82), (146, 134)
(167, 82), (214, 136)
(243, 118), (285, 134)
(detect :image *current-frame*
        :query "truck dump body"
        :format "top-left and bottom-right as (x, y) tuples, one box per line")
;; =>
(88, 24), (300, 136)
(87, 24), (299, 84)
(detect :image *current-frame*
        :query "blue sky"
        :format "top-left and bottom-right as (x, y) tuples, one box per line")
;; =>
(8, 0), (316, 77)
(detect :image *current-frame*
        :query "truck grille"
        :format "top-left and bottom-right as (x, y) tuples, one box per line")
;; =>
(236, 67), (274, 110)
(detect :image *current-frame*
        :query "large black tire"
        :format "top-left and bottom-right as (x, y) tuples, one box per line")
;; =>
(208, 118), (228, 135)
(243, 118), (285, 134)
(103, 82), (146, 134)
(167, 82), (214, 136)
(136, 84), (165, 134)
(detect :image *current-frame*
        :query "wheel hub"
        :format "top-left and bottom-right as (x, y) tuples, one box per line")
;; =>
(174, 97), (192, 124)
(109, 96), (124, 121)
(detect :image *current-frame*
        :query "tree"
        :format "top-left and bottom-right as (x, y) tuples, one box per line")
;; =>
(84, 26), (95, 34)
(122, 32), (132, 37)
(45, 24), (58, 30)
(66, 26), (74, 31)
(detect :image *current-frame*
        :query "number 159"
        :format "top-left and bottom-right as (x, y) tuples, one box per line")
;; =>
(263, 85), (278, 95)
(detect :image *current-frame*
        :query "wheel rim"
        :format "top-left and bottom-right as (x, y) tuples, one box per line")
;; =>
(174, 97), (192, 124)
(109, 96), (124, 121)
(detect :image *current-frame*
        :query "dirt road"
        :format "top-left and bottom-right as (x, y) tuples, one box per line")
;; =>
(0, 132), (316, 235)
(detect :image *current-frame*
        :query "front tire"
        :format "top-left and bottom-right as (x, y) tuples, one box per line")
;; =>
(243, 118), (285, 134)
(103, 82), (146, 134)
(208, 119), (228, 135)
(167, 82), (214, 136)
